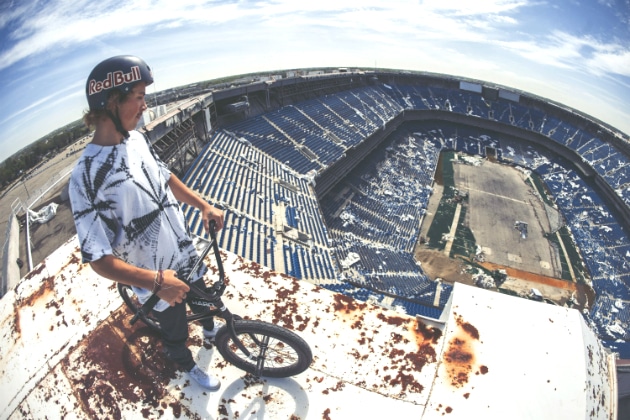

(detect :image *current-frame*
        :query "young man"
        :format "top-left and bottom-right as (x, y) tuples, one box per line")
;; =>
(69, 55), (224, 391)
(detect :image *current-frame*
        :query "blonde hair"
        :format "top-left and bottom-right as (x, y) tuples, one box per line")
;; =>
(82, 89), (128, 129)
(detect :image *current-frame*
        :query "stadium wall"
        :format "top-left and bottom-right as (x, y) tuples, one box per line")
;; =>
(377, 71), (629, 153)
(143, 93), (214, 144)
(314, 112), (406, 197)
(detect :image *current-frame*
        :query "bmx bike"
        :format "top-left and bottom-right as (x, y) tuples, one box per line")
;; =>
(118, 221), (313, 378)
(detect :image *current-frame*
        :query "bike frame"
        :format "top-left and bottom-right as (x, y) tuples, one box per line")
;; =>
(132, 224), (260, 363)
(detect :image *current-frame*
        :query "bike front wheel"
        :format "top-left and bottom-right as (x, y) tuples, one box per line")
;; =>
(215, 320), (312, 378)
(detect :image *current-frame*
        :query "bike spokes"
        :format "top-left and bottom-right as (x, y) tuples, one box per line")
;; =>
(215, 320), (312, 378)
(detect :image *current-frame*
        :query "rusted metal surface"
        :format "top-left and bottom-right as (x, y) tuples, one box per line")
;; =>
(0, 236), (616, 419)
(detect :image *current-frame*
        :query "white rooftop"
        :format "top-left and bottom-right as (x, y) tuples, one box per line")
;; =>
(0, 235), (617, 419)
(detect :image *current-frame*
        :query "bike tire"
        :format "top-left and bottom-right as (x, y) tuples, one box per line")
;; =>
(215, 320), (312, 378)
(117, 283), (163, 334)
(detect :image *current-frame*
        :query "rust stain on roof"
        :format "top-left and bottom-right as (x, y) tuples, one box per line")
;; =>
(333, 293), (368, 315)
(23, 261), (47, 281)
(415, 319), (443, 344)
(380, 316), (443, 395)
(13, 273), (57, 342)
(322, 380), (345, 395)
(62, 308), (191, 420)
(271, 276), (309, 332)
(443, 313), (488, 390)
(434, 403), (454, 416)
(17, 274), (56, 308)
(229, 253), (314, 332)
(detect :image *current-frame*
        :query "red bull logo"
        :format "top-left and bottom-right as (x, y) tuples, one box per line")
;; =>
(88, 66), (142, 96)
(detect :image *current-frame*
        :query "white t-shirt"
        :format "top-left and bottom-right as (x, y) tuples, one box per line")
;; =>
(69, 130), (204, 311)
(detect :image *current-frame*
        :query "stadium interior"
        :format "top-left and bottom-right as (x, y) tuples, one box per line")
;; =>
(155, 70), (630, 360)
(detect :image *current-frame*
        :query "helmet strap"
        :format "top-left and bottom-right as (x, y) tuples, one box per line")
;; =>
(107, 109), (130, 140)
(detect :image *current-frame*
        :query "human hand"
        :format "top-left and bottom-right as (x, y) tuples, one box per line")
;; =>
(201, 203), (224, 234)
(156, 269), (190, 306)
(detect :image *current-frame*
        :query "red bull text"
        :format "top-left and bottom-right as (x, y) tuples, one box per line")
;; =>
(88, 66), (142, 96)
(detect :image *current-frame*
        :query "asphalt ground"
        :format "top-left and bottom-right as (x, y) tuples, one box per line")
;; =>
(0, 138), (86, 286)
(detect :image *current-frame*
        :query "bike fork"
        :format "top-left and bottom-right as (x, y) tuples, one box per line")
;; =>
(222, 310), (255, 358)
(254, 335), (270, 377)
(221, 309), (270, 376)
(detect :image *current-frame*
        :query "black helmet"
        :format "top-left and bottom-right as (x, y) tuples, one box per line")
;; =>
(86, 55), (153, 110)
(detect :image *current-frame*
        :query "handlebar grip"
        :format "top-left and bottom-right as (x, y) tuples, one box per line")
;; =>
(130, 293), (161, 325)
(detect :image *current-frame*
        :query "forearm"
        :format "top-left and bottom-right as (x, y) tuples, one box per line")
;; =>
(168, 173), (224, 232)
(89, 255), (156, 290)
(90, 255), (190, 306)
(168, 174), (207, 209)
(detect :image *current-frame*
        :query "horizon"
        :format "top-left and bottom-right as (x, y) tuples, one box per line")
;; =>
(1, 0), (629, 164)
(3, 64), (624, 164)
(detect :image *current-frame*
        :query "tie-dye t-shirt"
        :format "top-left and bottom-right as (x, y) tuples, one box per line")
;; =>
(69, 130), (204, 311)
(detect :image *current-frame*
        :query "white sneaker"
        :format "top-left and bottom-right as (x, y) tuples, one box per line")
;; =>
(188, 365), (221, 391)
(203, 320), (225, 339)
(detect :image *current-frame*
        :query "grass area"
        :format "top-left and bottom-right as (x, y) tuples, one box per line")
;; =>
(528, 170), (589, 284)
(426, 151), (458, 250)
(545, 226), (589, 284)
(545, 231), (574, 281)
(558, 226), (589, 283)
(426, 151), (479, 258)
(527, 171), (555, 207)
(497, 288), (520, 298)
(450, 205), (477, 259)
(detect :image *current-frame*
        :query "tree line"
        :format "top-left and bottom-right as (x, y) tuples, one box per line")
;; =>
(0, 121), (89, 192)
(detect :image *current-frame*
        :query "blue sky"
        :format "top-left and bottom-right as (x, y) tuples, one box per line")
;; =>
(0, 0), (629, 163)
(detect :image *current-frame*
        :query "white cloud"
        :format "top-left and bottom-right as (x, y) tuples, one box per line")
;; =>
(418, 0), (528, 15)
(0, 0), (229, 70)
(493, 29), (630, 80)
(0, 80), (83, 126)
(1, 0), (533, 72)
(1, 0), (630, 161)
(586, 46), (630, 78)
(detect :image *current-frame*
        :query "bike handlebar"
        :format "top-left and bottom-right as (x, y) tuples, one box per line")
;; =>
(129, 219), (223, 325)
